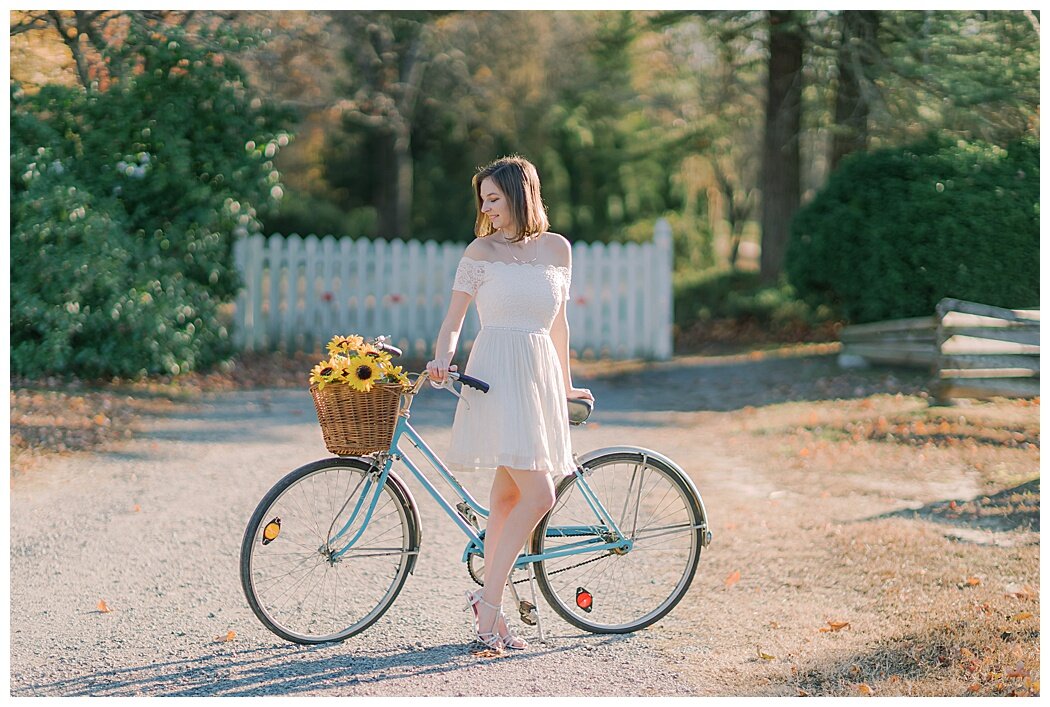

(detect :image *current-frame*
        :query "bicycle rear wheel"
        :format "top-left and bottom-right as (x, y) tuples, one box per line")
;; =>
(240, 457), (419, 644)
(532, 451), (705, 633)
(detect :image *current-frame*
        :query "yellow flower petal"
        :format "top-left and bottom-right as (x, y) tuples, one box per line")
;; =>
(345, 355), (379, 392)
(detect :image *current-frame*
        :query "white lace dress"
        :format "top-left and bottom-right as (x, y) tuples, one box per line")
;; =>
(445, 256), (575, 478)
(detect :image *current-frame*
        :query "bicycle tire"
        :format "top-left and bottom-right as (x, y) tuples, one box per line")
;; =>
(240, 457), (420, 644)
(532, 451), (704, 633)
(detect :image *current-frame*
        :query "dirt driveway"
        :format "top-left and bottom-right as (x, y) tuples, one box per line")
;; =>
(9, 347), (1040, 696)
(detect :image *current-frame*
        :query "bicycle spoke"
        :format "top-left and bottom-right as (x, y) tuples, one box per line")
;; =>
(535, 455), (703, 633)
(243, 461), (414, 643)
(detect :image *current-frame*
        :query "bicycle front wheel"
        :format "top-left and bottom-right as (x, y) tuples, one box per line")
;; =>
(240, 457), (419, 644)
(532, 451), (705, 633)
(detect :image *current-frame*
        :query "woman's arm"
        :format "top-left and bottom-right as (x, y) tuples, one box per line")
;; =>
(427, 290), (472, 384)
(551, 298), (593, 401)
(550, 298), (573, 390)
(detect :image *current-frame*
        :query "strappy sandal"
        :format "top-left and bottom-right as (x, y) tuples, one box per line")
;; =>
(497, 607), (528, 650)
(464, 589), (504, 653)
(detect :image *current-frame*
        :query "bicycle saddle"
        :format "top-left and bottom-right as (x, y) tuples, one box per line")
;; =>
(567, 397), (593, 425)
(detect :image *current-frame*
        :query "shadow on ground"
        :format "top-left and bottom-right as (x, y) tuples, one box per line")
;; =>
(790, 615), (1040, 697)
(20, 633), (627, 697)
(873, 479), (1039, 533)
(581, 352), (931, 413)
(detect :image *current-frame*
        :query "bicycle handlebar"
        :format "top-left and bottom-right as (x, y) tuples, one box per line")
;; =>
(449, 371), (489, 393)
(371, 334), (489, 395)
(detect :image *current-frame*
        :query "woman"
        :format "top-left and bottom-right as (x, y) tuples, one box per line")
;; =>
(426, 155), (594, 653)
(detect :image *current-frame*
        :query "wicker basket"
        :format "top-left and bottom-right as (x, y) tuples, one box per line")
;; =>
(310, 382), (403, 455)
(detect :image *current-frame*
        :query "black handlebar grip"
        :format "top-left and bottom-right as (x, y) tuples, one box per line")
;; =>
(454, 372), (489, 393)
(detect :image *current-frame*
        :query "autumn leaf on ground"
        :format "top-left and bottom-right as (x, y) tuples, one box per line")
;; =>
(757, 647), (776, 660)
(819, 620), (850, 632)
(97, 599), (113, 613)
(857, 683), (874, 696)
(1009, 611), (1033, 621)
(968, 683), (982, 693)
(215, 630), (236, 642)
(93, 413), (108, 426)
(724, 570), (741, 589)
(1005, 584), (1036, 600)
(962, 576), (981, 587)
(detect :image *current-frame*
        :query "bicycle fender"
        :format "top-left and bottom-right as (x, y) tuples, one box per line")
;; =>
(381, 465), (424, 575)
(575, 445), (711, 547)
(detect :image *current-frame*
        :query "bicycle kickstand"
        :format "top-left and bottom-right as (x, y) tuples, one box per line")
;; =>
(527, 562), (547, 645)
(506, 563), (548, 645)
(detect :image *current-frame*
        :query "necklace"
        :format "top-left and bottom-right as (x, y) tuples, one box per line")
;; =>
(500, 233), (538, 264)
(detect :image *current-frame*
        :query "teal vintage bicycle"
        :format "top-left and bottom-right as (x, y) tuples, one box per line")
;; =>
(240, 336), (712, 645)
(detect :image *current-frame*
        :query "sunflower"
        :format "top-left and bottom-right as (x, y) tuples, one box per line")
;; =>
(309, 361), (339, 390)
(326, 334), (365, 357)
(344, 355), (380, 392)
(384, 363), (411, 388)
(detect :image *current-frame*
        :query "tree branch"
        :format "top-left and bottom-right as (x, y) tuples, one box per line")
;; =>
(10, 12), (51, 36)
(49, 10), (93, 91)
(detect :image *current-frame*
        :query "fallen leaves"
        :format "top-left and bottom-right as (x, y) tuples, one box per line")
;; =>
(724, 570), (741, 589)
(818, 620), (851, 633)
(1008, 612), (1033, 622)
(809, 413), (1038, 451)
(857, 683), (874, 696)
(97, 599), (113, 613)
(757, 648), (776, 661)
(215, 630), (236, 643)
(1005, 584), (1036, 600)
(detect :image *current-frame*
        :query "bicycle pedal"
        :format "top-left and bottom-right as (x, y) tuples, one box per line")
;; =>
(518, 600), (538, 626)
(455, 501), (480, 530)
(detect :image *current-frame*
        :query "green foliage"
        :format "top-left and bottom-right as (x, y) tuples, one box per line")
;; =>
(266, 195), (377, 239)
(11, 21), (293, 378)
(674, 267), (835, 335)
(785, 135), (1039, 324)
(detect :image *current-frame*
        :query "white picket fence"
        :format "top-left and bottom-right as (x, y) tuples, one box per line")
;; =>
(232, 220), (673, 360)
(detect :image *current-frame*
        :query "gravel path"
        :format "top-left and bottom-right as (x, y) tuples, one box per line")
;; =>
(11, 372), (710, 697)
(12, 351), (1037, 696)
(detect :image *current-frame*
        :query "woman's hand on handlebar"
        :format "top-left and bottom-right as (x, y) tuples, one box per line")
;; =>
(425, 356), (457, 385)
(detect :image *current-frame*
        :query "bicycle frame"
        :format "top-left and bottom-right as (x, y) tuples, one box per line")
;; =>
(326, 412), (634, 568)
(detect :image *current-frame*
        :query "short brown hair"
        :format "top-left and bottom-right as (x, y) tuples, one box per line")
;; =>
(472, 156), (549, 242)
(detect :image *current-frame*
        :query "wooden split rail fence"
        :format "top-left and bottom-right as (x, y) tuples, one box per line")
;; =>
(839, 298), (1039, 404)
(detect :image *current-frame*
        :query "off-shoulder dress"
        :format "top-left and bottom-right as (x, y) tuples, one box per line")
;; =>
(444, 256), (575, 478)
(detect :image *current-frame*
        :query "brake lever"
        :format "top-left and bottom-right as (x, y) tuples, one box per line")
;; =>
(429, 374), (470, 409)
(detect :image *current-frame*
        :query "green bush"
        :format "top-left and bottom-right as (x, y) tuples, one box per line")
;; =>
(674, 267), (835, 336)
(11, 22), (293, 378)
(786, 135), (1039, 324)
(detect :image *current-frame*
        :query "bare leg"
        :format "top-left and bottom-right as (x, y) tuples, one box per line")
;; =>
(481, 467), (520, 584)
(475, 466), (556, 648)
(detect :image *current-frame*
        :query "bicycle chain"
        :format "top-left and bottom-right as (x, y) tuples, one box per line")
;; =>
(468, 551), (612, 586)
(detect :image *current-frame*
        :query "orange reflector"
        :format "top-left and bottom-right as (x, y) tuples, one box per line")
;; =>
(576, 587), (593, 613)
(262, 518), (281, 545)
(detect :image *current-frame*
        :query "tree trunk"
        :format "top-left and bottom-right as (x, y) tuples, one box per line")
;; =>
(373, 128), (413, 240)
(829, 11), (879, 173)
(759, 10), (804, 283)
(392, 128), (413, 240)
